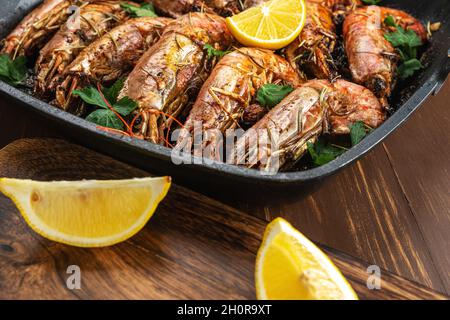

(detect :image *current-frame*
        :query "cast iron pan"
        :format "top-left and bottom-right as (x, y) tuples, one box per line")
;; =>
(0, 0), (449, 189)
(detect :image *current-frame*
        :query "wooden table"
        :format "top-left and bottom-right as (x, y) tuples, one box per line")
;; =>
(0, 79), (449, 298)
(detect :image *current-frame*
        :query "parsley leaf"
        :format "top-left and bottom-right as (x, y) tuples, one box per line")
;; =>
(0, 54), (27, 86)
(307, 122), (375, 167)
(73, 79), (138, 130)
(86, 109), (125, 130)
(362, 0), (381, 4)
(307, 140), (345, 166)
(384, 27), (422, 50)
(203, 44), (230, 58)
(383, 16), (424, 79)
(350, 121), (370, 146)
(104, 77), (125, 103)
(120, 3), (158, 17)
(72, 86), (108, 108)
(113, 96), (138, 116)
(384, 15), (396, 28)
(398, 58), (423, 79)
(256, 84), (294, 108)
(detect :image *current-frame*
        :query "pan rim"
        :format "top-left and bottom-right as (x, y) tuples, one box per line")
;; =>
(0, 0), (449, 185)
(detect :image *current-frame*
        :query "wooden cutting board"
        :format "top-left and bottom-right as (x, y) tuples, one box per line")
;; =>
(0, 139), (447, 300)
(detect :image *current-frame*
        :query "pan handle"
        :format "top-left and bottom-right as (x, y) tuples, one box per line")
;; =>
(433, 47), (450, 96)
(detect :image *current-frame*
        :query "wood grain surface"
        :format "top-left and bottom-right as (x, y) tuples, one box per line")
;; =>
(383, 85), (450, 291)
(0, 139), (447, 300)
(195, 80), (450, 295)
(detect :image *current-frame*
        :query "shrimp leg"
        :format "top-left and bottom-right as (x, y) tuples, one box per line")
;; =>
(55, 16), (171, 113)
(118, 13), (234, 144)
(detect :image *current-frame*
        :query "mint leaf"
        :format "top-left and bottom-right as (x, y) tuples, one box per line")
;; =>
(398, 58), (423, 79)
(203, 44), (230, 58)
(86, 109), (124, 130)
(307, 140), (345, 166)
(362, 0), (381, 4)
(0, 54), (27, 86)
(256, 84), (294, 108)
(73, 87), (108, 109)
(121, 3), (157, 17)
(113, 96), (138, 116)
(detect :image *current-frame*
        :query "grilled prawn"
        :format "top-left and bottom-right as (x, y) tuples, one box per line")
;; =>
(175, 47), (303, 159)
(343, 6), (427, 106)
(118, 13), (233, 144)
(230, 85), (325, 172)
(230, 79), (384, 171)
(1, 0), (75, 59)
(285, 0), (361, 80)
(149, 0), (240, 17)
(285, 0), (337, 80)
(56, 16), (171, 112)
(204, 0), (241, 15)
(325, 0), (361, 25)
(149, 0), (199, 17)
(35, 1), (131, 96)
(304, 79), (385, 135)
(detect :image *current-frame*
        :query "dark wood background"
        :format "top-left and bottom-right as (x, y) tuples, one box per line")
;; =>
(0, 78), (449, 298)
(0, 138), (447, 300)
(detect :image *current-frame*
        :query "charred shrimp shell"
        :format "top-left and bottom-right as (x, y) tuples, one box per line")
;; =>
(54, 16), (171, 113)
(1, 0), (76, 58)
(230, 79), (384, 171)
(343, 6), (427, 107)
(150, 0), (240, 18)
(175, 47), (303, 160)
(285, 0), (338, 80)
(118, 13), (233, 144)
(35, 1), (132, 97)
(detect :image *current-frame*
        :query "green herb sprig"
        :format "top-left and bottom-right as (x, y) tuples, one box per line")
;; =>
(203, 44), (230, 58)
(361, 0), (382, 5)
(307, 140), (346, 166)
(0, 54), (27, 86)
(73, 79), (138, 130)
(350, 121), (373, 146)
(120, 2), (158, 17)
(256, 84), (294, 109)
(383, 15), (424, 79)
(307, 121), (373, 166)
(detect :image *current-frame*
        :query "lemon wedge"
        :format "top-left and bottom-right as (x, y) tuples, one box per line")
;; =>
(256, 218), (358, 300)
(226, 0), (306, 50)
(0, 177), (171, 248)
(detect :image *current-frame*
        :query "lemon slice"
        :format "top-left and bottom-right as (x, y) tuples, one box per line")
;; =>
(256, 218), (358, 300)
(0, 177), (171, 248)
(226, 0), (306, 50)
